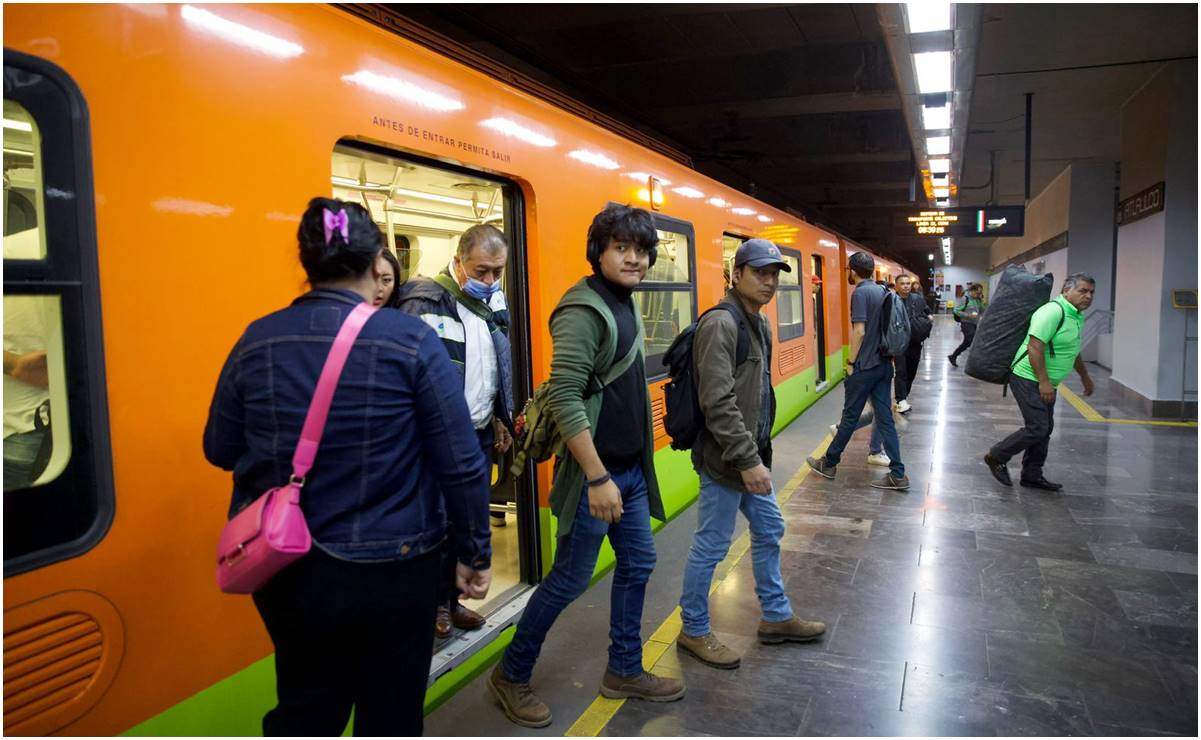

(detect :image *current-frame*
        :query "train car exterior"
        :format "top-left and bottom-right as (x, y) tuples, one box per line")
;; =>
(4, 5), (853, 735)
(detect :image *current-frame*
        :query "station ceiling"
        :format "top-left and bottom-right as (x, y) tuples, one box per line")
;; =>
(391, 4), (1197, 274)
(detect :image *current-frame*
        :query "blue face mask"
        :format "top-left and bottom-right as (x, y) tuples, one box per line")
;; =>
(463, 277), (501, 302)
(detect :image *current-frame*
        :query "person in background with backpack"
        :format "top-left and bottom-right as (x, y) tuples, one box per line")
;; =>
(396, 224), (514, 640)
(984, 274), (1096, 491)
(807, 251), (908, 490)
(948, 283), (986, 367)
(675, 239), (827, 670)
(489, 204), (683, 728)
(894, 273), (932, 413)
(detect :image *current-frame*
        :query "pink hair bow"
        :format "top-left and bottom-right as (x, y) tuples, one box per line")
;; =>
(323, 208), (349, 245)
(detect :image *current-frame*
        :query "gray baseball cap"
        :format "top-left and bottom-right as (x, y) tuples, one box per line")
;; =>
(733, 238), (791, 271)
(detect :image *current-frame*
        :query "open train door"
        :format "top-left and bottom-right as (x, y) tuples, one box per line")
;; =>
(811, 254), (827, 386)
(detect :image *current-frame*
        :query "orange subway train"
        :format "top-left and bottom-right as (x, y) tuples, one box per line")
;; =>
(2, 5), (907, 735)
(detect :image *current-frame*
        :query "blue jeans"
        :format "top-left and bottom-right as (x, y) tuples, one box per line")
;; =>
(4, 428), (47, 491)
(501, 465), (655, 682)
(679, 473), (792, 637)
(824, 363), (905, 477)
(846, 407), (884, 455)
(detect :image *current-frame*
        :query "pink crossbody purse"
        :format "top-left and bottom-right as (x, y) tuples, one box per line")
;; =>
(216, 302), (377, 594)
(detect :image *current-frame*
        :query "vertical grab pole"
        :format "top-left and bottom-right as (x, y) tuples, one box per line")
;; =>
(1024, 93), (1033, 203)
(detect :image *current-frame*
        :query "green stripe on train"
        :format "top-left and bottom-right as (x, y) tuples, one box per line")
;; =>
(123, 351), (846, 736)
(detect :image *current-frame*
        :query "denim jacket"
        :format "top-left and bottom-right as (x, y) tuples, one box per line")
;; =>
(203, 289), (491, 569)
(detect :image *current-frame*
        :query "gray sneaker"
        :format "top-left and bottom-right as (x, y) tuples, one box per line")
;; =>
(600, 670), (686, 702)
(488, 664), (552, 728)
(870, 473), (910, 490)
(677, 632), (741, 669)
(806, 456), (837, 479)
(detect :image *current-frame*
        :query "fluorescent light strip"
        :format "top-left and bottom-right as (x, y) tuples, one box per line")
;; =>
(926, 136), (951, 156)
(913, 51), (952, 94)
(479, 118), (555, 147)
(671, 186), (704, 199)
(931, 174), (949, 186)
(933, 187), (950, 198)
(922, 104), (951, 131)
(342, 70), (464, 112)
(3, 119), (32, 133)
(568, 149), (620, 170)
(929, 158), (951, 174)
(906, 2), (952, 33)
(180, 5), (303, 59)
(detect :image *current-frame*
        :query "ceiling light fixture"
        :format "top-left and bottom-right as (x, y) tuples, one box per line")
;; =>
(922, 104), (951, 131)
(905, 2), (952, 33)
(933, 187), (950, 198)
(926, 136), (951, 156)
(928, 253), (935, 261)
(3, 119), (33, 133)
(929, 158), (951, 174)
(913, 51), (952, 94)
(931, 174), (949, 186)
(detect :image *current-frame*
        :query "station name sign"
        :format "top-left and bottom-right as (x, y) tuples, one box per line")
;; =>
(897, 206), (1025, 237)
(1116, 182), (1164, 226)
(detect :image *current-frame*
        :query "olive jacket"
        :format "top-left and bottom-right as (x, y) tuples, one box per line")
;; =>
(691, 293), (776, 492)
(545, 278), (664, 537)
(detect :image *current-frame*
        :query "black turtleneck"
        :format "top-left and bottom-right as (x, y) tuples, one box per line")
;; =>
(586, 274), (646, 469)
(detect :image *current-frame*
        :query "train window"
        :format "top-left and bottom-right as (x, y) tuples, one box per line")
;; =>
(721, 234), (744, 289)
(635, 215), (696, 378)
(777, 248), (805, 342)
(4, 52), (114, 576)
(330, 143), (533, 616)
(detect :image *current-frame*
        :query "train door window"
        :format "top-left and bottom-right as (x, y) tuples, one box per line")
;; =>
(4, 53), (114, 575)
(634, 214), (696, 378)
(721, 234), (744, 289)
(776, 248), (805, 341)
(330, 143), (533, 619)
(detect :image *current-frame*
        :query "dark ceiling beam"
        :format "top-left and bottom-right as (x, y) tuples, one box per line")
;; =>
(656, 91), (901, 124)
(755, 149), (912, 165)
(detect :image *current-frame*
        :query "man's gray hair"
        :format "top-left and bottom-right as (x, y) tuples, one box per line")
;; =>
(457, 224), (508, 259)
(1063, 272), (1096, 291)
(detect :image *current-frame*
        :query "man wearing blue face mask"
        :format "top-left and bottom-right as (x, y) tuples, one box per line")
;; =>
(397, 224), (515, 639)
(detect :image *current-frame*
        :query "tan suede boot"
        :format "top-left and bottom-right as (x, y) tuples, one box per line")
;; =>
(757, 616), (827, 644)
(599, 670), (686, 701)
(677, 632), (741, 669)
(488, 664), (552, 728)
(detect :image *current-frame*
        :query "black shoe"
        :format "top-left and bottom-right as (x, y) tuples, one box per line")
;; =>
(983, 454), (1012, 487)
(806, 456), (836, 479)
(947, 354), (958, 367)
(1020, 477), (1063, 492)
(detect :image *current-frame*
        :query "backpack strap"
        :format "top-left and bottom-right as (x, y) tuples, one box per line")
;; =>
(433, 272), (495, 324)
(707, 302), (753, 365)
(1009, 301), (1068, 372)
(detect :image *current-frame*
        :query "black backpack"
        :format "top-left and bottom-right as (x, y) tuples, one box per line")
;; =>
(908, 296), (933, 343)
(662, 303), (751, 451)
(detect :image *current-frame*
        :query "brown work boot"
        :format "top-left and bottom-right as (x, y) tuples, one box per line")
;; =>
(488, 664), (552, 728)
(758, 616), (827, 644)
(451, 600), (486, 631)
(677, 632), (741, 669)
(599, 669), (686, 702)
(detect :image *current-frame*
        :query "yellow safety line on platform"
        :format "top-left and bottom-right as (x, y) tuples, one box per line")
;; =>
(1059, 386), (1197, 428)
(564, 435), (830, 737)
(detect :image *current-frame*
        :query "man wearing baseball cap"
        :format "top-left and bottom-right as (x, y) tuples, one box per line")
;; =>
(677, 238), (826, 670)
(807, 250), (908, 490)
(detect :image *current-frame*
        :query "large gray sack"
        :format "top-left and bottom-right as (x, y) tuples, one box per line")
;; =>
(964, 265), (1054, 384)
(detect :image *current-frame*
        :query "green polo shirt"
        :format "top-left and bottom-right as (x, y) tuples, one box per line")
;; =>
(1012, 295), (1083, 386)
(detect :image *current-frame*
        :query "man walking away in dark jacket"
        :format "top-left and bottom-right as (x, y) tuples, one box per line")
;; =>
(489, 204), (683, 728)
(948, 283), (986, 367)
(677, 239), (827, 670)
(984, 274), (1095, 491)
(397, 224), (514, 640)
(807, 251), (908, 490)
(893, 274), (932, 414)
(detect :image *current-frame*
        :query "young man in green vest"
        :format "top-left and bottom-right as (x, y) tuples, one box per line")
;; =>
(489, 204), (683, 728)
(948, 283), (987, 367)
(984, 273), (1096, 491)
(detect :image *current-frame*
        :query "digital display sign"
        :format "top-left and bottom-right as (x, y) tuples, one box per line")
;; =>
(897, 206), (1025, 237)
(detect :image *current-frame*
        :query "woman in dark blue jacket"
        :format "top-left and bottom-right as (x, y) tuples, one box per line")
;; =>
(204, 197), (491, 737)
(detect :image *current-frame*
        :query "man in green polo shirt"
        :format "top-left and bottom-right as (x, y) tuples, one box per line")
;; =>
(984, 273), (1096, 491)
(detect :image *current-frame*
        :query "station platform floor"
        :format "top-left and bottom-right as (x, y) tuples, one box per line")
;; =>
(426, 317), (1198, 737)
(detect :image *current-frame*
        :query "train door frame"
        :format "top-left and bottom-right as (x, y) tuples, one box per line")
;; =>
(811, 253), (827, 386)
(330, 140), (541, 675)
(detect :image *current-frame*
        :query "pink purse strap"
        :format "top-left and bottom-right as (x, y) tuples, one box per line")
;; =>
(291, 301), (377, 482)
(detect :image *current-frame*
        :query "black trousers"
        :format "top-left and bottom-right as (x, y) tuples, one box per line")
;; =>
(894, 342), (923, 401)
(990, 375), (1056, 479)
(252, 548), (439, 737)
(950, 321), (977, 360)
(439, 426), (494, 605)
